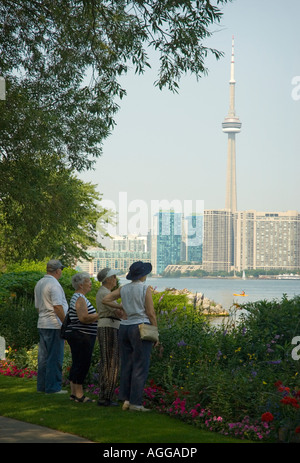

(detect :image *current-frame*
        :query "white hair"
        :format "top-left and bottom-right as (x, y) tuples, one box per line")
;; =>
(71, 272), (91, 290)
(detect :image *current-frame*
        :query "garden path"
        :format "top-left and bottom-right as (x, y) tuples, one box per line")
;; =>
(0, 415), (94, 443)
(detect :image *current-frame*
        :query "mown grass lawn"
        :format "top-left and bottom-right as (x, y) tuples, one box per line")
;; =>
(0, 375), (252, 444)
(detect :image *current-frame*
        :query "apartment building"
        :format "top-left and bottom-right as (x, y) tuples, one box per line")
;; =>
(202, 210), (235, 273)
(76, 236), (151, 276)
(235, 210), (300, 271)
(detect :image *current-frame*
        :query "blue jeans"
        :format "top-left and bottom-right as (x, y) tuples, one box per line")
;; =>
(118, 324), (153, 406)
(37, 329), (65, 393)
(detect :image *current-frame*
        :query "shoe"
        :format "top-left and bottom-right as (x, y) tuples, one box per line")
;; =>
(129, 405), (151, 412)
(122, 401), (130, 411)
(97, 400), (106, 406)
(97, 400), (119, 407)
(74, 395), (92, 403)
(108, 401), (119, 406)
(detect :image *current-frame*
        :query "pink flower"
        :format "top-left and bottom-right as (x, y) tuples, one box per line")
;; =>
(190, 409), (199, 418)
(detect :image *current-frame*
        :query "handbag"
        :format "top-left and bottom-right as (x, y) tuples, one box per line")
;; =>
(60, 310), (71, 339)
(138, 323), (159, 343)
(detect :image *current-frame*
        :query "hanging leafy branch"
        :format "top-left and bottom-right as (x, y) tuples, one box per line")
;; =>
(0, 153), (114, 265)
(0, 0), (230, 170)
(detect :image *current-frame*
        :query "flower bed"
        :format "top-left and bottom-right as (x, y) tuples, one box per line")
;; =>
(141, 380), (275, 441)
(2, 356), (300, 442)
(0, 359), (37, 379)
(83, 379), (275, 441)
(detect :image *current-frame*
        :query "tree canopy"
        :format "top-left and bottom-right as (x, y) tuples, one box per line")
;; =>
(0, 0), (230, 170)
(0, 154), (110, 265)
(0, 0), (230, 266)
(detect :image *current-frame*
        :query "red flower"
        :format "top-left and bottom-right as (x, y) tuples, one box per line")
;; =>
(278, 386), (290, 393)
(280, 397), (300, 408)
(295, 427), (300, 434)
(261, 412), (274, 422)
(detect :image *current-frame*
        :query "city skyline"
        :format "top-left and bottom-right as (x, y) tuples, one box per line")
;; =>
(79, 0), (300, 220)
(80, 206), (300, 274)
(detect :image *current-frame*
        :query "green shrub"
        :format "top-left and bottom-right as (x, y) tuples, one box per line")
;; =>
(0, 271), (44, 303)
(149, 293), (300, 424)
(0, 263), (101, 349)
(0, 261), (101, 305)
(6, 344), (39, 371)
(0, 296), (39, 349)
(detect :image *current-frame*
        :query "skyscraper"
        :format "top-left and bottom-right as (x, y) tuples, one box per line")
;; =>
(184, 214), (203, 263)
(202, 210), (234, 272)
(222, 36), (242, 213)
(235, 211), (300, 271)
(151, 210), (183, 274)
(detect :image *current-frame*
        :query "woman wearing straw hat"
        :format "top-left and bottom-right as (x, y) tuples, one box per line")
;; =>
(102, 261), (157, 412)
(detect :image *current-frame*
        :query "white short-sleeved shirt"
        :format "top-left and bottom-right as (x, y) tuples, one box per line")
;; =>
(35, 275), (68, 329)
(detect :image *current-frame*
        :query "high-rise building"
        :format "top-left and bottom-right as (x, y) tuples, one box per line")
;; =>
(151, 210), (183, 274)
(109, 235), (148, 252)
(235, 211), (300, 271)
(202, 210), (234, 272)
(184, 214), (203, 263)
(222, 35), (242, 213)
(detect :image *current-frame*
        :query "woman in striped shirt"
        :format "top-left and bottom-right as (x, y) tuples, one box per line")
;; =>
(67, 272), (99, 403)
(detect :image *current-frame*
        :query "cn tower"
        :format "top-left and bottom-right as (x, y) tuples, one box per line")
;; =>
(222, 36), (242, 213)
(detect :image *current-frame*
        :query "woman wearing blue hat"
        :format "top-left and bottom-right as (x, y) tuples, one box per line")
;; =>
(102, 261), (157, 412)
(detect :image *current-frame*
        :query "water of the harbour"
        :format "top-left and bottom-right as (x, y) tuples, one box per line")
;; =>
(118, 276), (300, 327)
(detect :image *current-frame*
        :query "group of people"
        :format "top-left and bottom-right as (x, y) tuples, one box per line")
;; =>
(34, 259), (158, 412)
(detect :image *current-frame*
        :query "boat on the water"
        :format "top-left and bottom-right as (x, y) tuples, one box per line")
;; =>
(276, 274), (300, 280)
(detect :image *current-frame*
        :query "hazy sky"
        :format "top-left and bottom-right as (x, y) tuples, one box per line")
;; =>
(79, 0), (300, 234)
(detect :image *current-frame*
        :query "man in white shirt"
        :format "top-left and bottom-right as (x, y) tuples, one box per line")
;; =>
(35, 259), (68, 393)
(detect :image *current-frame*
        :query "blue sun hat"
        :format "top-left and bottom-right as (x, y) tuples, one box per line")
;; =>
(126, 261), (152, 281)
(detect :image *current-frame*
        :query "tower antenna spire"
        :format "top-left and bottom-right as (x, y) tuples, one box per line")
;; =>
(230, 35), (235, 85)
(222, 36), (242, 213)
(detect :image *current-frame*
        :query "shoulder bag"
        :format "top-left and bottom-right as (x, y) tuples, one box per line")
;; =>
(138, 323), (159, 343)
(60, 310), (71, 339)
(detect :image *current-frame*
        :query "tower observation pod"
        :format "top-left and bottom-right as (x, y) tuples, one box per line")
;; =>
(222, 36), (242, 213)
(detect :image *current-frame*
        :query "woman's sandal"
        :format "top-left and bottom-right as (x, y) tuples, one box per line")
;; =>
(74, 395), (92, 403)
(70, 394), (76, 401)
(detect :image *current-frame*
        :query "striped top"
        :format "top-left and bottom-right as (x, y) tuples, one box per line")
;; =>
(68, 293), (97, 336)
